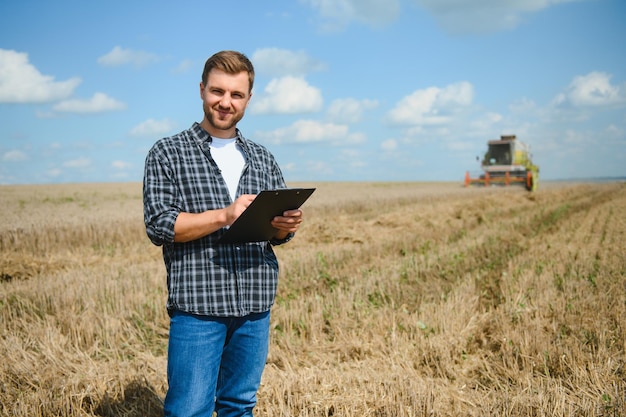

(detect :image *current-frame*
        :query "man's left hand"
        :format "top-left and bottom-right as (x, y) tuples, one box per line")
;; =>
(271, 209), (303, 237)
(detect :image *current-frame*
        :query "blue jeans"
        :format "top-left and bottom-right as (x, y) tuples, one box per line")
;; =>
(163, 310), (270, 417)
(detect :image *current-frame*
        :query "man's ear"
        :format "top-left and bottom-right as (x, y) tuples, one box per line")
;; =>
(199, 82), (205, 98)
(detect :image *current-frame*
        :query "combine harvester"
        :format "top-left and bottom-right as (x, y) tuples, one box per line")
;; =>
(465, 134), (539, 191)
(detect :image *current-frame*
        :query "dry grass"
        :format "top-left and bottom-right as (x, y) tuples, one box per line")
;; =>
(1, 181), (625, 416)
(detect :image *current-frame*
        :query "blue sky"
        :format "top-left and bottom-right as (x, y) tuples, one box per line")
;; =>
(1, 0), (625, 185)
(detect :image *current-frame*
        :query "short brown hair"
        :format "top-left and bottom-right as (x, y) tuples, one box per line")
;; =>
(201, 50), (255, 92)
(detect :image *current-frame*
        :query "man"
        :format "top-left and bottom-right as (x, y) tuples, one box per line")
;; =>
(143, 50), (303, 416)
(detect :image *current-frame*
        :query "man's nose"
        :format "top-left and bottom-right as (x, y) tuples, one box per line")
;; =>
(219, 94), (232, 108)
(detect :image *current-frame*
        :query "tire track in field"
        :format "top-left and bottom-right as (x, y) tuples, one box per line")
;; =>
(473, 184), (620, 309)
(398, 184), (623, 311)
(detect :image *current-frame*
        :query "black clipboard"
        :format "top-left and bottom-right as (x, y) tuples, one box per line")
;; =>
(218, 188), (315, 244)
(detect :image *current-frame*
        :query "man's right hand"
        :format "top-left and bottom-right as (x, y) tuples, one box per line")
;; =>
(173, 194), (257, 243)
(225, 194), (256, 225)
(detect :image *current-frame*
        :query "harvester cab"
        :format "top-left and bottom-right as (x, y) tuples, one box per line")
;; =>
(465, 135), (539, 191)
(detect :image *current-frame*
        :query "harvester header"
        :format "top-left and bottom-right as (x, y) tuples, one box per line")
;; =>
(465, 134), (539, 191)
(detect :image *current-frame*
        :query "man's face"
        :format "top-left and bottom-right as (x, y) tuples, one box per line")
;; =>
(200, 69), (251, 138)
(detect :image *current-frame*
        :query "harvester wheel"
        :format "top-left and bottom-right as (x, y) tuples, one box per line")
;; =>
(525, 171), (532, 191)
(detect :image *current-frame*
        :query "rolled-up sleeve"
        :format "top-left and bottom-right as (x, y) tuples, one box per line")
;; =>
(143, 145), (179, 246)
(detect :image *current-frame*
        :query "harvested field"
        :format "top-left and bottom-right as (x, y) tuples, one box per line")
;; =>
(1, 181), (625, 416)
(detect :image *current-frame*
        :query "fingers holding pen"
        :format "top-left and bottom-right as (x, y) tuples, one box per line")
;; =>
(226, 194), (256, 225)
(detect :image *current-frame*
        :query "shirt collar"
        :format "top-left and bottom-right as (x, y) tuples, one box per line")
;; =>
(191, 122), (247, 148)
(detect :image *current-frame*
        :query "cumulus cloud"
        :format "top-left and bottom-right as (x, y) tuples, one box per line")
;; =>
(52, 92), (126, 113)
(380, 139), (398, 151)
(129, 118), (176, 137)
(172, 59), (194, 74)
(414, 0), (582, 34)
(97, 46), (161, 68)
(2, 150), (28, 162)
(46, 168), (62, 178)
(302, 0), (401, 30)
(250, 76), (323, 114)
(386, 81), (474, 126)
(552, 72), (626, 108)
(257, 119), (365, 145)
(604, 124), (624, 140)
(327, 98), (379, 123)
(252, 48), (326, 77)
(469, 112), (503, 132)
(509, 97), (538, 114)
(309, 159), (336, 174)
(63, 157), (91, 168)
(0, 49), (81, 103)
(112, 160), (132, 169)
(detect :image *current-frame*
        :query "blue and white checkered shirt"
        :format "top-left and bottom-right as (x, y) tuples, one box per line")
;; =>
(143, 122), (289, 317)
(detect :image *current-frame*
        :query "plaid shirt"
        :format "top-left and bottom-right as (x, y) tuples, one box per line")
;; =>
(143, 122), (289, 317)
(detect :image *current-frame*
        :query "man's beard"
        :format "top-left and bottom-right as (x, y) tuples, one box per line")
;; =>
(204, 105), (244, 133)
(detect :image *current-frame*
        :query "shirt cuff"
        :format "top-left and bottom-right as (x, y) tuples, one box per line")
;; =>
(270, 232), (294, 246)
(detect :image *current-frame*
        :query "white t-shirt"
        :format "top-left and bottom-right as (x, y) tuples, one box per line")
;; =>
(209, 137), (245, 201)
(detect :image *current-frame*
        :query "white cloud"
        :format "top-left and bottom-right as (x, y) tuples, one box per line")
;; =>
(172, 59), (194, 74)
(446, 140), (476, 152)
(386, 81), (474, 126)
(304, 159), (334, 175)
(0, 49), (81, 103)
(63, 157), (91, 168)
(469, 112), (503, 131)
(112, 160), (132, 169)
(414, 0), (582, 34)
(250, 76), (323, 114)
(257, 119), (365, 145)
(46, 168), (62, 178)
(552, 72), (626, 108)
(563, 129), (588, 144)
(53, 92), (126, 113)
(604, 124), (624, 141)
(380, 139), (398, 151)
(2, 150), (28, 162)
(97, 46), (161, 68)
(252, 48), (326, 77)
(282, 161), (297, 172)
(129, 118), (176, 137)
(302, 0), (401, 30)
(509, 97), (538, 114)
(327, 98), (379, 123)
